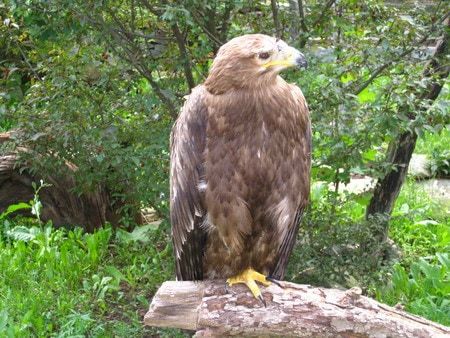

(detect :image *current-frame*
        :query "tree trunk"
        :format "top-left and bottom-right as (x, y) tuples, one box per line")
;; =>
(366, 131), (418, 239)
(0, 131), (141, 231)
(270, 0), (282, 39)
(366, 18), (449, 237)
(144, 280), (450, 337)
(288, 0), (300, 41)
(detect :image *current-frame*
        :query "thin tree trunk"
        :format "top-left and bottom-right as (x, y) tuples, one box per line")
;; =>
(366, 18), (449, 239)
(172, 24), (196, 91)
(288, 0), (299, 40)
(298, 0), (308, 33)
(219, 1), (235, 43)
(270, 0), (282, 39)
(366, 132), (418, 239)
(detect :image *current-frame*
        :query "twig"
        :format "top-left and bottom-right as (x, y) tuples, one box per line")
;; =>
(353, 11), (449, 95)
(172, 24), (196, 91)
(17, 44), (42, 81)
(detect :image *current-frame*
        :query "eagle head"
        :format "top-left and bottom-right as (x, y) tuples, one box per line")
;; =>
(205, 34), (307, 94)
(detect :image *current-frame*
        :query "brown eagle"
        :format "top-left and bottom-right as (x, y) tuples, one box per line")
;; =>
(170, 34), (310, 301)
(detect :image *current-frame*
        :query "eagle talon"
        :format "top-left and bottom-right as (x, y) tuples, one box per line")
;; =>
(226, 268), (271, 303)
(258, 294), (267, 307)
(267, 277), (283, 288)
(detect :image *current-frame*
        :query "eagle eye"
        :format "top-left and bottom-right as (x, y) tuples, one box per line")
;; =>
(258, 52), (271, 60)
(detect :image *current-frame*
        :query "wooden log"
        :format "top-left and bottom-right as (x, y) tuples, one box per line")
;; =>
(144, 280), (450, 337)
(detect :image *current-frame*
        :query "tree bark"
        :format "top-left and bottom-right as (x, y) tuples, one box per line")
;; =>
(172, 24), (196, 91)
(366, 18), (449, 236)
(270, 0), (282, 39)
(144, 280), (450, 337)
(0, 131), (141, 231)
(288, 0), (300, 40)
(365, 131), (418, 239)
(297, 0), (308, 33)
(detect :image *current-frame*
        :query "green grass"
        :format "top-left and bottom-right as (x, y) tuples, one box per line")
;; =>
(375, 253), (450, 326)
(415, 129), (450, 155)
(1, 180), (449, 334)
(0, 118), (14, 132)
(373, 180), (450, 325)
(0, 219), (186, 337)
(390, 180), (449, 262)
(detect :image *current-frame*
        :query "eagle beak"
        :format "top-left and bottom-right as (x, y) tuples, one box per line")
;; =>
(294, 51), (308, 69)
(262, 45), (307, 70)
(285, 46), (307, 69)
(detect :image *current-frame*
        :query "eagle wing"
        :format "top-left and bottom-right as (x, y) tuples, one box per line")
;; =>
(270, 85), (311, 280)
(170, 86), (208, 280)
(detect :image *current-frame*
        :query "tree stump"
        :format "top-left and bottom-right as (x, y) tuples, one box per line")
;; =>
(0, 131), (140, 231)
(144, 280), (450, 337)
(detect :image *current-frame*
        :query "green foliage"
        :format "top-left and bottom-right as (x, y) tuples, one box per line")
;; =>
(0, 182), (178, 336)
(287, 186), (393, 290)
(376, 254), (450, 326)
(2, 0), (447, 219)
(428, 149), (450, 178)
(287, 177), (450, 326)
(1, 0), (449, 332)
(390, 180), (450, 264)
(415, 128), (450, 156)
(0, 221), (180, 337)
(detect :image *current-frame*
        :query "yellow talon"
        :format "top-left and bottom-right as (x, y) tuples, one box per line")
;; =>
(226, 268), (271, 300)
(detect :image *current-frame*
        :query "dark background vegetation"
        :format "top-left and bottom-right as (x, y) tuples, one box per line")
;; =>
(0, 0), (449, 336)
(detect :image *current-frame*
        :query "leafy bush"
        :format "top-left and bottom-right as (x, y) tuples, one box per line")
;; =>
(0, 188), (176, 336)
(287, 185), (394, 290)
(429, 149), (450, 178)
(415, 128), (450, 156)
(390, 180), (450, 264)
(376, 253), (450, 326)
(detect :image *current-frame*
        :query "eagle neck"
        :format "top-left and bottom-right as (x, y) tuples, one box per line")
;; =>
(205, 77), (293, 124)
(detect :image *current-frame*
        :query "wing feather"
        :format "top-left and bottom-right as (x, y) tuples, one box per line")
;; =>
(270, 85), (311, 280)
(170, 86), (208, 280)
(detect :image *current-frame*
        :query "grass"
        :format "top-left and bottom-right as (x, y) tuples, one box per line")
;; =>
(375, 253), (450, 326)
(415, 129), (450, 155)
(0, 217), (186, 337)
(390, 180), (449, 262)
(1, 184), (448, 335)
(375, 180), (450, 324)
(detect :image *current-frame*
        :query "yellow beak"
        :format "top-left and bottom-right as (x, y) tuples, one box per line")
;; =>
(262, 46), (307, 69)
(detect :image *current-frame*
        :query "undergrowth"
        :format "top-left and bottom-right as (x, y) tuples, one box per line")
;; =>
(1, 176), (449, 335)
(287, 179), (449, 326)
(0, 206), (184, 337)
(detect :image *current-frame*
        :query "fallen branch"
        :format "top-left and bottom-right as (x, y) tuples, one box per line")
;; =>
(144, 280), (449, 337)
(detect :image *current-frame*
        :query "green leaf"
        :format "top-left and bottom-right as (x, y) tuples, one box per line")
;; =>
(0, 202), (31, 219)
(6, 226), (38, 242)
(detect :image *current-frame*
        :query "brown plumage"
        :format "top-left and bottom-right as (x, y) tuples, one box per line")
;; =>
(170, 34), (311, 282)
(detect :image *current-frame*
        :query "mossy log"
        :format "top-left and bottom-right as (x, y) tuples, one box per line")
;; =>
(144, 280), (450, 337)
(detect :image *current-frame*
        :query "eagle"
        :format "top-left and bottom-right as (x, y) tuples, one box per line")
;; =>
(170, 34), (310, 302)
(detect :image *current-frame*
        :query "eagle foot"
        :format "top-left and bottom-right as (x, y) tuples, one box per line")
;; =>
(226, 268), (271, 306)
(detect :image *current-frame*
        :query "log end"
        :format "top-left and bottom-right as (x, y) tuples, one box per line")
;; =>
(144, 281), (204, 330)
